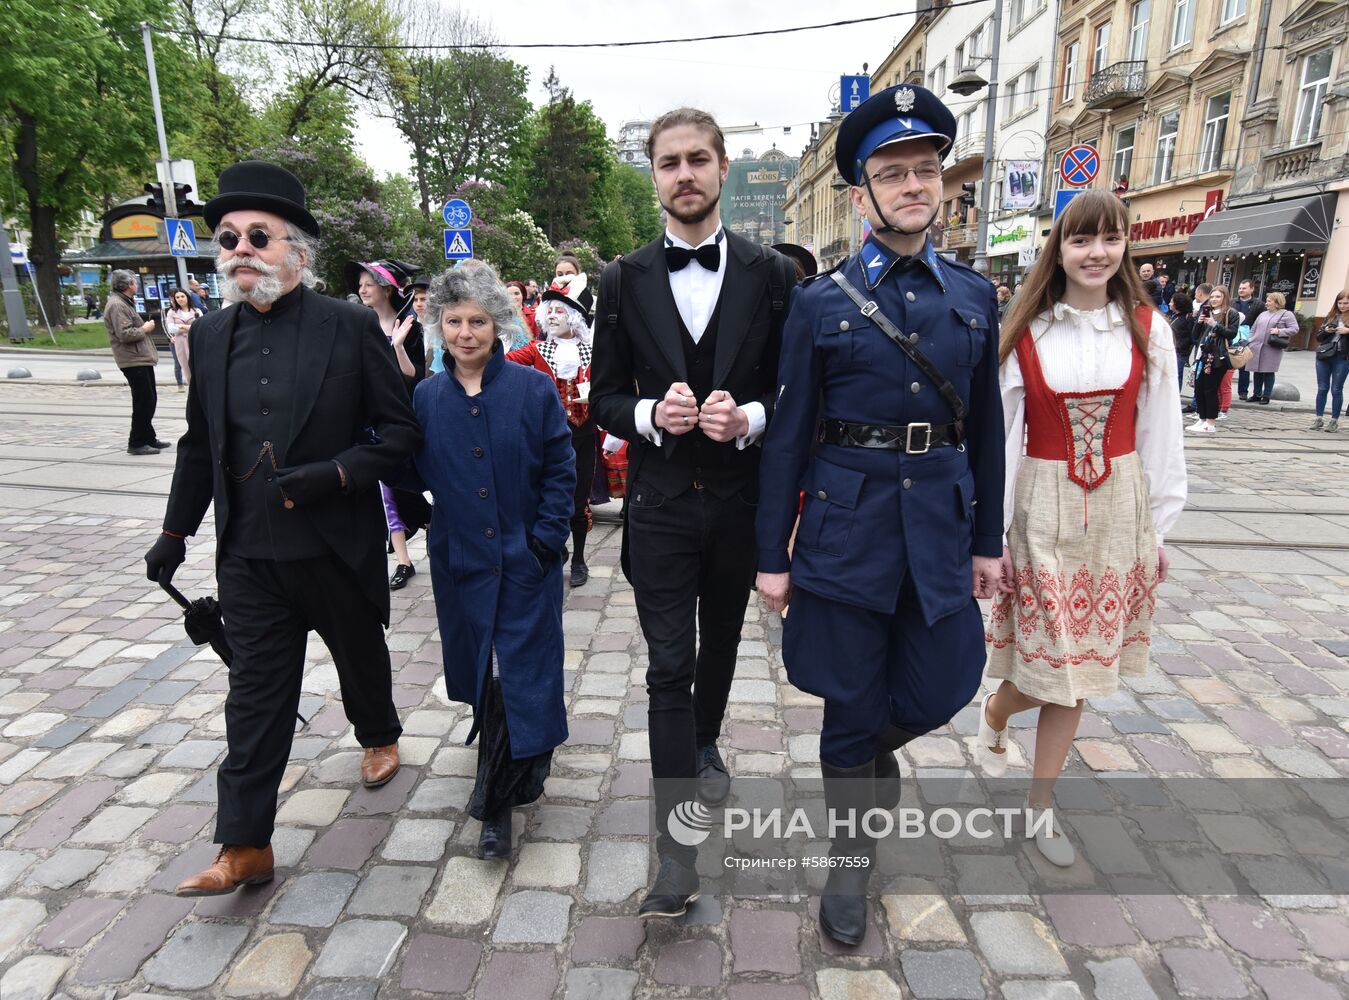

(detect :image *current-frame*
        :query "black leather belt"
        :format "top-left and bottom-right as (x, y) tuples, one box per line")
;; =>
(818, 419), (962, 454)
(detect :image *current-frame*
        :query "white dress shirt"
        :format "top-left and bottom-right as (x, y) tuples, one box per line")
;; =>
(1000, 303), (1187, 546)
(634, 224), (766, 448)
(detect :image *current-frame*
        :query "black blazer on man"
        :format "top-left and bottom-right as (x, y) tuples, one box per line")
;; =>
(164, 285), (422, 624)
(591, 231), (795, 502)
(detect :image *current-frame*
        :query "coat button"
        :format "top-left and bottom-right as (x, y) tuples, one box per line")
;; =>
(909, 332), (920, 343)
(903, 478), (913, 489)
(839, 320), (850, 331)
(473, 447), (483, 457)
(816, 489), (828, 500)
(263, 440), (271, 448)
(261, 408), (270, 416)
(906, 291), (916, 302)
(484, 527), (495, 538)
(260, 377), (269, 385)
(262, 347), (270, 355)
(479, 488), (489, 498)
(470, 406), (481, 416)
(910, 382), (921, 394)
(969, 317), (978, 327)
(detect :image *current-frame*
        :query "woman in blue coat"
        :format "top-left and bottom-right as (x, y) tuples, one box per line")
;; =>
(414, 261), (575, 859)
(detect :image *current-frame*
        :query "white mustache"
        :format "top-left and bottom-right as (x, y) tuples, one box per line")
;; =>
(217, 256), (281, 278)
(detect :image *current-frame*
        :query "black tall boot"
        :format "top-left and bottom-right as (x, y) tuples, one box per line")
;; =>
(874, 725), (921, 811)
(569, 519), (589, 587)
(819, 759), (877, 947)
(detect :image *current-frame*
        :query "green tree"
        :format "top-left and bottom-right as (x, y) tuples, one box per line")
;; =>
(522, 69), (614, 245)
(0, 0), (200, 326)
(447, 181), (556, 284)
(613, 163), (663, 246)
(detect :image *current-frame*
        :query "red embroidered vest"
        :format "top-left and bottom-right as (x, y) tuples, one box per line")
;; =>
(1014, 305), (1149, 493)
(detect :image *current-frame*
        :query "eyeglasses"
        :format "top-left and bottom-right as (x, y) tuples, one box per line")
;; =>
(217, 228), (291, 251)
(868, 163), (943, 186)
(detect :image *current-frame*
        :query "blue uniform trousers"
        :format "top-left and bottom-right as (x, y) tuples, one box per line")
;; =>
(785, 579), (985, 768)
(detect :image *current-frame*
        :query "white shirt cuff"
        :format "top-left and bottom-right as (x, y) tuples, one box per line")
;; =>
(735, 402), (767, 449)
(635, 398), (662, 446)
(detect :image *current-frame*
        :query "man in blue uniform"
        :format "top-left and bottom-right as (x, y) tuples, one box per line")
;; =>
(756, 84), (1005, 946)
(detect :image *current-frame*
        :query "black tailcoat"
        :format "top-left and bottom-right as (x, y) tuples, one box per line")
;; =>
(164, 285), (423, 624)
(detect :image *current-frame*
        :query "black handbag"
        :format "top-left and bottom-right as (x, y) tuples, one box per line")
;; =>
(1318, 332), (1343, 360)
(1267, 311), (1293, 350)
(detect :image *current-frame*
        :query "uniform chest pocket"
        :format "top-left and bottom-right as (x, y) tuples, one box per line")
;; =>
(950, 308), (990, 367)
(820, 309), (874, 368)
(797, 457), (866, 556)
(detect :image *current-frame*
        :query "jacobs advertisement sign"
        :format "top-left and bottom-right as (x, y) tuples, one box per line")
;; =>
(723, 153), (799, 244)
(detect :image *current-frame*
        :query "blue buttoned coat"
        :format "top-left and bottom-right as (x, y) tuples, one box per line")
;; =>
(757, 236), (1005, 626)
(413, 348), (575, 758)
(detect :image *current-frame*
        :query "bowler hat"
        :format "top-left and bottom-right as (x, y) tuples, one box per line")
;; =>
(772, 242), (819, 278)
(205, 160), (320, 237)
(835, 84), (958, 185)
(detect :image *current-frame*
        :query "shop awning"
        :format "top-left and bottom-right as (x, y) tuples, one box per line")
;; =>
(62, 238), (216, 266)
(1185, 193), (1335, 257)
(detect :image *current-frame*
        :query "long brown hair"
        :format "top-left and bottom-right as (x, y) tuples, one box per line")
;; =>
(1332, 289), (1349, 325)
(999, 189), (1153, 365)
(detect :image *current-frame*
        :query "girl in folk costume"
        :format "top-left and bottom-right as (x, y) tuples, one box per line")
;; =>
(977, 191), (1187, 866)
(507, 276), (597, 588)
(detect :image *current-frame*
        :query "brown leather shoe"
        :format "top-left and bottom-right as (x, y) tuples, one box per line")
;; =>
(361, 743), (400, 788)
(175, 844), (274, 897)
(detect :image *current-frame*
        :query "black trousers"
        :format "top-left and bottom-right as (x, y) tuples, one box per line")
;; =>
(214, 552), (402, 846)
(120, 364), (158, 448)
(1194, 366), (1223, 420)
(627, 480), (757, 862)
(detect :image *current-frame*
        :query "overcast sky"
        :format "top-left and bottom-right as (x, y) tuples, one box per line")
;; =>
(355, 1), (917, 177)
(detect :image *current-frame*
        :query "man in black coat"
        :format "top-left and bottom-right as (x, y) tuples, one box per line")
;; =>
(144, 161), (423, 896)
(591, 108), (796, 920)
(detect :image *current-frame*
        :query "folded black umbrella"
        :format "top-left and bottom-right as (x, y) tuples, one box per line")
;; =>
(159, 576), (306, 725)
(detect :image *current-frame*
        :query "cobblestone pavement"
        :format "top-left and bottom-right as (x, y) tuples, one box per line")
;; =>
(0, 380), (1347, 999)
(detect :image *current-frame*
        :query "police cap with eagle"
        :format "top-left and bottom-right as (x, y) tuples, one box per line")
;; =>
(834, 83), (958, 185)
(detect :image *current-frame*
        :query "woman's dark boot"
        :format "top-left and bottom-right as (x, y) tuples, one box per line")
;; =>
(569, 522), (589, 587)
(819, 759), (877, 947)
(478, 809), (512, 859)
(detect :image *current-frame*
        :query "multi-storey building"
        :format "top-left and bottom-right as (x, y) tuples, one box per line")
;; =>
(1046, 0), (1287, 293)
(615, 120), (652, 174)
(1186, 0), (1349, 321)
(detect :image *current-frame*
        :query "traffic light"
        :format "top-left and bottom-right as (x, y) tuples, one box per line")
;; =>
(145, 181), (194, 216)
(960, 183), (978, 209)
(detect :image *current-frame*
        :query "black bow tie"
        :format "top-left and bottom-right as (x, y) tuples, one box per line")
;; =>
(666, 243), (720, 272)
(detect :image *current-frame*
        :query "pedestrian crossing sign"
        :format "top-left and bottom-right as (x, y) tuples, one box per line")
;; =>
(444, 228), (474, 260)
(167, 218), (198, 258)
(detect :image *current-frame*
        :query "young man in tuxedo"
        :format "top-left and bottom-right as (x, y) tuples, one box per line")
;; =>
(591, 108), (796, 920)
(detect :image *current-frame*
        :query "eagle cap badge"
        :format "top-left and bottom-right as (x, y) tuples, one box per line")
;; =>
(895, 87), (917, 113)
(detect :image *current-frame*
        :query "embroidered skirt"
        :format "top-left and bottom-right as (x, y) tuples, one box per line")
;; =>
(986, 452), (1158, 705)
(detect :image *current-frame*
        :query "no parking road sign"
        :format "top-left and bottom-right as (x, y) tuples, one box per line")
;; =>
(1059, 144), (1099, 188)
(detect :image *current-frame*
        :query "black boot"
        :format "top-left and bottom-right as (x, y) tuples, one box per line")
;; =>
(569, 521), (589, 587)
(819, 759), (876, 947)
(873, 725), (919, 811)
(478, 808), (512, 859)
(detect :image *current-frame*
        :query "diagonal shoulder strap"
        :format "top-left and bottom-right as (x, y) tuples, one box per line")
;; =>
(829, 269), (966, 437)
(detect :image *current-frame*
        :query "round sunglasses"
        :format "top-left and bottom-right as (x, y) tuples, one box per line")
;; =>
(217, 228), (292, 251)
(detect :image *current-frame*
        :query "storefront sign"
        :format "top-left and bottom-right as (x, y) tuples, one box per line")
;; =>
(1130, 190), (1224, 244)
(110, 215), (160, 240)
(1300, 254), (1324, 301)
(987, 215), (1037, 256)
(747, 170), (781, 184)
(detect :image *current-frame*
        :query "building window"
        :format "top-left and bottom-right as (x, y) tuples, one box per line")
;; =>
(1112, 125), (1135, 185)
(1153, 111), (1179, 184)
(1129, 0), (1149, 61)
(1093, 23), (1112, 74)
(1003, 76), (1019, 118)
(1004, 65), (1039, 117)
(1293, 49), (1332, 145)
(955, 43), (965, 70)
(1200, 91), (1231, 172)
(1220, 0), (1247, 23)
(1171, 0), (1196, 49)
(928, 59), (947, 95)
(1011, 0), (1026, 27)
(1062, 42), (1080, 102)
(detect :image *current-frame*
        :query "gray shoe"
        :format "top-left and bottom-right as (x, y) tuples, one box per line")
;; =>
(1327, 419), (1340, 432)
(1308, 417), (1324, 431)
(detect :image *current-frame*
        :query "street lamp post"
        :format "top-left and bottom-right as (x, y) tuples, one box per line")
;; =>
(948, 0), (1004, 278)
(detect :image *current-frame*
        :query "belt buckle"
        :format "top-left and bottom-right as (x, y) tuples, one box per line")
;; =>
(905, 422), (932, 455)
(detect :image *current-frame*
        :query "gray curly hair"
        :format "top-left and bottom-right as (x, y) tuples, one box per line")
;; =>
(425, 260), (516, 344)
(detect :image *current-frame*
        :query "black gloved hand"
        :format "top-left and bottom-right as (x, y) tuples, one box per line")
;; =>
(528, 536), (566, 568)
(145, 532), (186, 583)
(276, 461), (343, 507)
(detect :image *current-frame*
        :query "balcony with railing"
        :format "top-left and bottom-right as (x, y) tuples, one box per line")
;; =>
(948, 132), (986, 167)
(1263, 141), (1322, 183)
(1085, 60), (1146, 110)
(942, 223), (978, 249)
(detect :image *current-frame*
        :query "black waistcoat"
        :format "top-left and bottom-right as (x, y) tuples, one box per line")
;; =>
(634, 297), (756, 500)
(221, 288), (328, 560)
